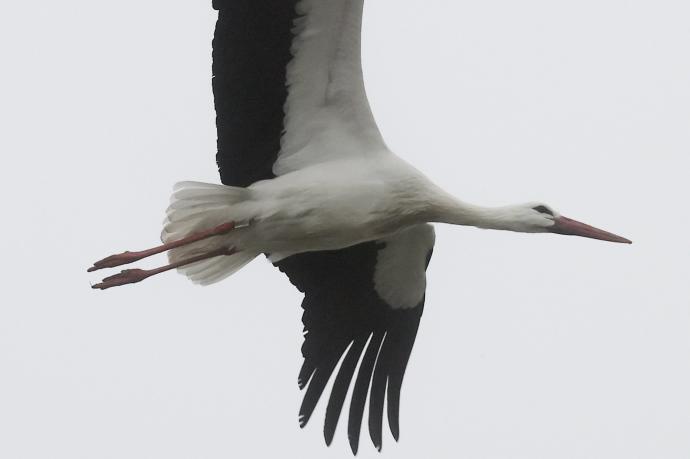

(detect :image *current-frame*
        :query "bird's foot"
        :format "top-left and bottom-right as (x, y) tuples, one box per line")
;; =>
(87, 221), (236, 272)
(88, 251), (148, 272)
(90, 246), (236, 290)
(92, 269), (152, 290)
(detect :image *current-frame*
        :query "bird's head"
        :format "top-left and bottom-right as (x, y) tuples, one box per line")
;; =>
(505, 202), (631, 244)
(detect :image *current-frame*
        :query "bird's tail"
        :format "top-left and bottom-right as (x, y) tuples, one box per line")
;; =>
(161, 181), (258, 285)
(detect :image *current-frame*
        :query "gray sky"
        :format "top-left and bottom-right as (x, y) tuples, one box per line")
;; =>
(1, 1), (689, 458)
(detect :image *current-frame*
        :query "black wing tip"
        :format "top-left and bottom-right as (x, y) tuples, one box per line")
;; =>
(369, 432), (383, 453)
(348, 435), (360, 456)
(391, 427), (400, 442)
(388, 408), (400, 442)
(323, 418), (337, 446)
(369, 422), (383, 452)
(347, 437), (382, 455)
(324, 430), (335, 447)
(323, 409), (339, 447)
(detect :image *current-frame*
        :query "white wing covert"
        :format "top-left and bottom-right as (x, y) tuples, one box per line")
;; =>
(276, 0), (387, 175)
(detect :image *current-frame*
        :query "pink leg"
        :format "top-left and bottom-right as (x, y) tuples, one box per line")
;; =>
(92, 247), (236, 290)
(87, 222), (235, 272)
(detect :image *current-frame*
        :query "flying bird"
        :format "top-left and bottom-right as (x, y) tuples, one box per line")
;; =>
(89, 0), (631, 454)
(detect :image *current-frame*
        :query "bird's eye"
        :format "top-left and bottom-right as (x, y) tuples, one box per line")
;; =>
(532, 205), (554, 216)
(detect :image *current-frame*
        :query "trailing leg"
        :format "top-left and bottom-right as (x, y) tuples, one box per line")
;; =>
(88, 222), (236, 272)
(91, 246), (236, 290)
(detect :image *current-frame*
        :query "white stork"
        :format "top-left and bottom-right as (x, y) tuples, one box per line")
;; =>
(89, 0), (631, 453)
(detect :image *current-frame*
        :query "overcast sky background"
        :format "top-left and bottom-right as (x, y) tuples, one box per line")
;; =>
(1, 1), (689, 458)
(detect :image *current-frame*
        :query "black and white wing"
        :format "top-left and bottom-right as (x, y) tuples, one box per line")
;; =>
(211, 0), (435, 453)
(212, 0), (384, 187)
(279, 226), (434, 453)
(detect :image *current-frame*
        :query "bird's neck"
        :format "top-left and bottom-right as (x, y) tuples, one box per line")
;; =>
(429, 192), (521, 231)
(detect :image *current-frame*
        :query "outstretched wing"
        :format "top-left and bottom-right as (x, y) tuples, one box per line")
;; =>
(278, 225), (435, 454)
(211, 1), (431, 452)
(212, 0), (384, 188)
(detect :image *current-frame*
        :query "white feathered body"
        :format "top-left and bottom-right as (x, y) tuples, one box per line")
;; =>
(249, 156), (438, 252)
(161, 153), (444, 284)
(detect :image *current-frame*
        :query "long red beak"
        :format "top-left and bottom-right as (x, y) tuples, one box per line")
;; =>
(551, 216), (632, 244)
